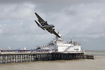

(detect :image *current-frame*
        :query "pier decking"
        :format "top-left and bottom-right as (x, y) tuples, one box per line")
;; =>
(0, 52), (94, 64)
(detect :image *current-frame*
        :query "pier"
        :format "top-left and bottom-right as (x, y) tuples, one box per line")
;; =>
(0, 52), (94, 64)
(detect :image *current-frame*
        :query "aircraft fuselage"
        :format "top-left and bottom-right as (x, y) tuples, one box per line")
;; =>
(40, 25), (54, 28)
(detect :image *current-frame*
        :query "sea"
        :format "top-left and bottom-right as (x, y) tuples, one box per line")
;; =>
(0, 51), (105, 70)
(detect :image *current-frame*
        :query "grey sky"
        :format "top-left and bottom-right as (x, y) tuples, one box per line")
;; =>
(0, 0), (105, 50)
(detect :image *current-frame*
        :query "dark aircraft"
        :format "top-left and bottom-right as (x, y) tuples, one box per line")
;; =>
(35, 13), (61, 38)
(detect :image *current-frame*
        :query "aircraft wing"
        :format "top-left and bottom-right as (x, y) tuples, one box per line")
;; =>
(35, 13), (48, 25)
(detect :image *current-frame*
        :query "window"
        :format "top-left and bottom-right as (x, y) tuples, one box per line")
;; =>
(74, 48), (79, 50)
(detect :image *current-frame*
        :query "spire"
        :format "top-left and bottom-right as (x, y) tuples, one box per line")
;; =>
(71, 39), (73, 43)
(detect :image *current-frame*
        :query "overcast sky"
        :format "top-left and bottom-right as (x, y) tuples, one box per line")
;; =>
(0, 0), (105, 50)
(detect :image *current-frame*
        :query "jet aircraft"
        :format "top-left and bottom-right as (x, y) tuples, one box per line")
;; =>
(35, 13), (61, 38)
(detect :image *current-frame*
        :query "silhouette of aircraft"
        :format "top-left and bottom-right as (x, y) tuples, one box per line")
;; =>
(35, 13), (61, 38)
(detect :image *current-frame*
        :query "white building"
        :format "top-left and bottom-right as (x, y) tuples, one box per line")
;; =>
(36, 34), (82, 52)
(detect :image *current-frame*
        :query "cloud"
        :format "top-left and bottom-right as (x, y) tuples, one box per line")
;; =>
(0, 24), (3, 33)
(0, 0), (105, 50)
(0, 3), (36, 21)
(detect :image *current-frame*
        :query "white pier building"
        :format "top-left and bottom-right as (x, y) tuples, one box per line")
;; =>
(36, 34), (82, 52)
